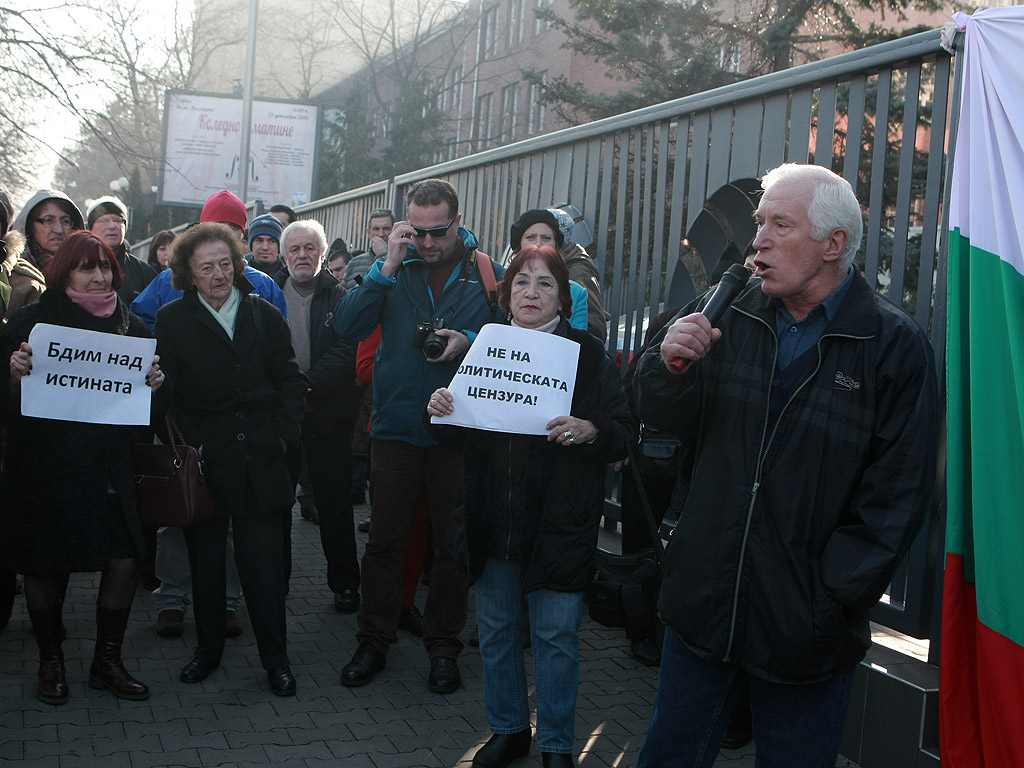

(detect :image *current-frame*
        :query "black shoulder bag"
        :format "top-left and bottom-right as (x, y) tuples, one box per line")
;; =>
(584, 441), (666, 629)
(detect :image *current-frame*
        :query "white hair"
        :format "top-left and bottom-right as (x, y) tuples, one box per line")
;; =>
(281, 219), (328, 256)
(760, 164), (863, 267)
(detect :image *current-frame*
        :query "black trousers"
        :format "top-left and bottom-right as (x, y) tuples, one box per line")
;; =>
(183, 487), (289, 670)
(301, 413), (359, 593)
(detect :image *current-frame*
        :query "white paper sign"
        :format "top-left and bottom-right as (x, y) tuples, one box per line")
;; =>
(432, 324), (580, 435)
(22, 324), (157, 426)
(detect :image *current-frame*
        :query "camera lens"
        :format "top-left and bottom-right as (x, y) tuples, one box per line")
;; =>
(422, 333), (448, 360)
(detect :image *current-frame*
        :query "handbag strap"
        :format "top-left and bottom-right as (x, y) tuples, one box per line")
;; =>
(625, 440), (667, 567)
(164, 412), (187, 452)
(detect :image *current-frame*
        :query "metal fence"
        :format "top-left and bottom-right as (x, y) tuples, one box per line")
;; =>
(289, 29), (957, 648)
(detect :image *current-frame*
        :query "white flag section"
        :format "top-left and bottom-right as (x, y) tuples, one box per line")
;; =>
(22, 324), (156, 426)
(433, 324), (579, 435)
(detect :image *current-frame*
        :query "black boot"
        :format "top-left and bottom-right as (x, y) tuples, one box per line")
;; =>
(27, 602), (68, 705)
(89, 606), (149, 700)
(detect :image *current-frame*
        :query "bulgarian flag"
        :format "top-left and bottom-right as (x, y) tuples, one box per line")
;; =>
(943, 7), (1024, 766)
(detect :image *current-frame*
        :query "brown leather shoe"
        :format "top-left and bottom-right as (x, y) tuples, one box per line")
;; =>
(154, 609), (184, 638)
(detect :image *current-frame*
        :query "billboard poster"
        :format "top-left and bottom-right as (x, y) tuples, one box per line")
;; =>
(160, 90), (319, 208)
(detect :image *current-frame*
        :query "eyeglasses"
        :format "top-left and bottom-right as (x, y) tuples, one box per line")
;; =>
(94, 214), (127, 227)
(36, 215), (74, 230)
(411, 214), (457, 240)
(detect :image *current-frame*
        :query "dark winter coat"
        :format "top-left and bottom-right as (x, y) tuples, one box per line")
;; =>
(154, 282), (306, 517)
(634, 271), (939, 683)
(454, 320), (631, 594)
(114, 242), (158, 307)
(274, 268), (362, 432)
(0, 289), (153, 574)
(561, 242), (607, 343)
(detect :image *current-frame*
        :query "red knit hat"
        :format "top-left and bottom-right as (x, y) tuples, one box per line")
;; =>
(200, 190), (247, 230)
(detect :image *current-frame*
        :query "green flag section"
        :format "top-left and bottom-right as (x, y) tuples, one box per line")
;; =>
(942, 7), (1024, 766)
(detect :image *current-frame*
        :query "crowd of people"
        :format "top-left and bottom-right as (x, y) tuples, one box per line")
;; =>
(0, 164), (937, 768)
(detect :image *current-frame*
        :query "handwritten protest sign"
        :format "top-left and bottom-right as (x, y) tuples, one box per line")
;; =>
(22, 323), (157, 426)
(432, 324), (579, 435)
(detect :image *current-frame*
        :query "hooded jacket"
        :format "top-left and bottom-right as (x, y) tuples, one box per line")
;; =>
(634, 271), (938, 683)
(12, 190), (85, 269)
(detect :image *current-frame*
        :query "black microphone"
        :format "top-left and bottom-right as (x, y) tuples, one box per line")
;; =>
(668, 263), (750, 372)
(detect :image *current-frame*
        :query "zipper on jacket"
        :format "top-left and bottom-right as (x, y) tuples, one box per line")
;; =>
(722, 312), (869, 661)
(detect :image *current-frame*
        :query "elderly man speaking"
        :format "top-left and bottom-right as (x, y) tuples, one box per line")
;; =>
(634, 163), (938, 767)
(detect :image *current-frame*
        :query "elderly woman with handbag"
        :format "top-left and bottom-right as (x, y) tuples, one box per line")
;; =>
(0, 231), (164, 705)
(427, 244), (631, 768)
(154, 223), (306, 697)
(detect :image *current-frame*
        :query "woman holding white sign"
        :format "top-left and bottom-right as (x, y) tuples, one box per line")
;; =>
(427, 244), (631, 768)
(0, 231), (164, 705)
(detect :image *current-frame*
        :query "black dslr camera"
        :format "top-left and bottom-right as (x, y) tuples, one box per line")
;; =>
(414, 318), (448, 360)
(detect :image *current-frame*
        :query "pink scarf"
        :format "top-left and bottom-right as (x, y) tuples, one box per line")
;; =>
(65, 286), (117, 318)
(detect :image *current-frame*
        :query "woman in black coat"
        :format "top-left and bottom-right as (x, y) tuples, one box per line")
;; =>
(427, 245), (631, 768)
(0, 231), (164, 705)
(154, 223), (306, 697)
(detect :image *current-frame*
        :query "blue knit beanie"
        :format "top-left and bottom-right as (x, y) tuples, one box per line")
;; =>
(248, 214), (283, 248)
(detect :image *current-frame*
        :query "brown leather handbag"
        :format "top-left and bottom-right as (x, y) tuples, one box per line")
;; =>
(132, 413), (215, 528)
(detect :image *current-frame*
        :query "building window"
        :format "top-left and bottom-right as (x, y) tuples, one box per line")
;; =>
(508, 0), (525, 48)
(449, 66), (463, 112)
(500, 84), (519, 144)
(474, 92), (493, 151)
(528, 74), (547, 136)
(480, 6), (498, 59)
(535, 0), (553, 36)
(719, 43), (741, 74)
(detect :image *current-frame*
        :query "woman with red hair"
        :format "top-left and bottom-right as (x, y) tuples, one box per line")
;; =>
(0, 231), (163, 705)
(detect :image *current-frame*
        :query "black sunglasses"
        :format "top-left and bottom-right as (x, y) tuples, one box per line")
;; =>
(411, 214), (457, 239)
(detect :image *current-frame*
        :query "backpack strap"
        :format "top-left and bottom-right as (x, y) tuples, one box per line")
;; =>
(469, 250), (499, 312)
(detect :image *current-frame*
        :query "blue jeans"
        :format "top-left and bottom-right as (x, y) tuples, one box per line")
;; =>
(638, 627), (855, 768)
(475, 558), (583, 754)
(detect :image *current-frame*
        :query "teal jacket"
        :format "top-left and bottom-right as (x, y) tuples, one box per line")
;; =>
(332, 226), (502, 446)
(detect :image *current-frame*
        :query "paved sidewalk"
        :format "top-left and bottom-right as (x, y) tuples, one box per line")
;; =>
(0, 504), (762, 767)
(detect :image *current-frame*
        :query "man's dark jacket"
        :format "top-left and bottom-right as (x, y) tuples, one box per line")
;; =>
(115, 242), (157, 306)
(634, 271), (938, 683)
(274, 268), (362, 430)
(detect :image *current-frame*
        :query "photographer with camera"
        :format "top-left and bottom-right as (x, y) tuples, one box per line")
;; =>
(332, 179), (502, 694)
